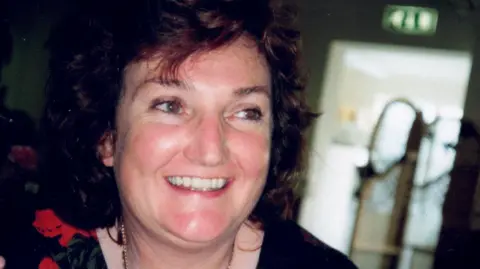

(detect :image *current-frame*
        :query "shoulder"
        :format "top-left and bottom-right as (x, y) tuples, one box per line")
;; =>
(259, 218), (357, 269)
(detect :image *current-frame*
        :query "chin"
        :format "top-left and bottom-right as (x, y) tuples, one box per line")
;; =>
(165, 210), (231, 243)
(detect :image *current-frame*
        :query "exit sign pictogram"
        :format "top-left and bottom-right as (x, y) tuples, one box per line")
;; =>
(382, 5), (439, 36)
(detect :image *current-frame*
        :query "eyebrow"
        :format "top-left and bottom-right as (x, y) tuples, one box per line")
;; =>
(234, 85), (271, 98)
(134, 78), (271, 99)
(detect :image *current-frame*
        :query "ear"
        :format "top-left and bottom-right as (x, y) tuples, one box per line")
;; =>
(98, 132), (115, 167)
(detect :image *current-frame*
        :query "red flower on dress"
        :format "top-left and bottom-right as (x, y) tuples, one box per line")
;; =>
(33, 209), (96, 247)
(8, 145), (38, 170)
(38, 257), (59, 269)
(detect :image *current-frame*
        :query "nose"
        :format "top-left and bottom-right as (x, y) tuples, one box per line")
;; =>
(183, 115), (229, 166)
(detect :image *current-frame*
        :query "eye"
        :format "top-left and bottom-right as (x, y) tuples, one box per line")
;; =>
(151, 99), (184, 114)
(234, 108), (263, 121)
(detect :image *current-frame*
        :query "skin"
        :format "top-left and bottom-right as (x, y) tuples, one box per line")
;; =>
(99, 37), (272, 269)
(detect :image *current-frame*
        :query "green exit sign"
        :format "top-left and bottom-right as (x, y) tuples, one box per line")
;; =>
(382, 5), (439, 36)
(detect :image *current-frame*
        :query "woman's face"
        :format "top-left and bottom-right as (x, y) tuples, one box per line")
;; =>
(101, 38), (272, 244)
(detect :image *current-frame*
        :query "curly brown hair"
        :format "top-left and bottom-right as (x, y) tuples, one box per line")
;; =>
(42, 0), (317, 230)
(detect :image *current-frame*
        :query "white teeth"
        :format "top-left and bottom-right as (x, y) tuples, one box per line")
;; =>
(167, 176), (228, 191)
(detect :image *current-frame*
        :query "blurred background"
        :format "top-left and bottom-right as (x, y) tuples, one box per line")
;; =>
(2, 0), (480, 268)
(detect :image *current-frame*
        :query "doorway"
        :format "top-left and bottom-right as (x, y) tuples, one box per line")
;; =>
(298, 41), (472, 265)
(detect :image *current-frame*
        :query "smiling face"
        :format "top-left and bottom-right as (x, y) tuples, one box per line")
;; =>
(100, 38), (272, 245)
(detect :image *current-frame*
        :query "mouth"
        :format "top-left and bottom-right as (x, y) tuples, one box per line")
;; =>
(166, 176), (229, 192)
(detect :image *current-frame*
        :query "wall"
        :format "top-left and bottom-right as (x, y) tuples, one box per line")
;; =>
(1, 0), (67, 121)
(296, 0), (476, 107)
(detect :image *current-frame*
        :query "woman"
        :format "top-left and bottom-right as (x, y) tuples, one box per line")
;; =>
(1, 0), (357, 268)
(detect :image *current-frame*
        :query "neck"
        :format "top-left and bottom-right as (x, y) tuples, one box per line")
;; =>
(123, 221), (235, 269)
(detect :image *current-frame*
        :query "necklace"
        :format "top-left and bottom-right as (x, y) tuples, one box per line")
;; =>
(120, 222), (234, 269)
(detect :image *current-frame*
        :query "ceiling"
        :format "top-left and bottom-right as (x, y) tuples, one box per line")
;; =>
(343, 44), (473, 82)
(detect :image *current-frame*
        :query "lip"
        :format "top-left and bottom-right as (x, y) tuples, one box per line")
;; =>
(164, 177), (233, 198)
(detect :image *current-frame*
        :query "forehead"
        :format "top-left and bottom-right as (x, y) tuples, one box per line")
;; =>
(123, 38), (271, 93)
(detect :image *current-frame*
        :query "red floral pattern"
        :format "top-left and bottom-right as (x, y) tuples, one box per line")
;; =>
(8, 145), (38, 170)
(38, 257), (59, 269)
(32, 209), (102, 269)
(33, 209), (96, 247)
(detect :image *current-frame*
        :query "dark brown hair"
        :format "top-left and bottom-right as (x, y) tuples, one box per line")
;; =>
(42, 0), (317, 230)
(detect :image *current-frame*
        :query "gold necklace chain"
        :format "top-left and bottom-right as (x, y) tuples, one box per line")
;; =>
(120, 222), (233, 269)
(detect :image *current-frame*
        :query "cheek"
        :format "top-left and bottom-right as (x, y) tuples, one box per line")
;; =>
(117, 123), (183, 173)
(229, 131), (271, 178)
